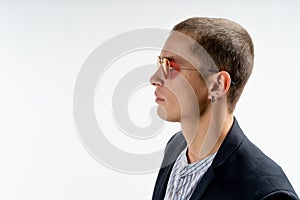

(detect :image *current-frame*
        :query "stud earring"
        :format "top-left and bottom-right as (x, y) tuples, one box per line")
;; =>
(212, 96), (216, 103)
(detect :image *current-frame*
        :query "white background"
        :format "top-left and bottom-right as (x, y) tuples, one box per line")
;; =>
(1, 0), (299, 199)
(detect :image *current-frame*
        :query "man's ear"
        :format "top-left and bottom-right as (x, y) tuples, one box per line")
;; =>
(208, 71), (231, 101)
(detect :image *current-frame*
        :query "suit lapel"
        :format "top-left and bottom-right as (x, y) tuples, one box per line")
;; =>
(153, 132), (187, 200)
(154, 163), (175, 200)
(189, 167), (215, 200)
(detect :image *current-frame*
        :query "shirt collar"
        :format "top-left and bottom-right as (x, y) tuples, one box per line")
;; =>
(175, 148), (217, 177)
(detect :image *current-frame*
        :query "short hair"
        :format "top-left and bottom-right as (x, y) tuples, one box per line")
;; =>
(173, 17), (254, 113)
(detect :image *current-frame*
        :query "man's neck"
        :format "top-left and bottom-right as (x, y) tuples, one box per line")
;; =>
(181, 104), (234, 164)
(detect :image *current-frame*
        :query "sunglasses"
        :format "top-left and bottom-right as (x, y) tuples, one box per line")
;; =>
(157, 56), (236, 85)
(157, 56), (197, 79)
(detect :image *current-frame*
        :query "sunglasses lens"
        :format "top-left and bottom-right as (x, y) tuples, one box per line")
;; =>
(162, 58), (170, 77)
(157, 57), (171, 78)
(157, 57), (161, 68)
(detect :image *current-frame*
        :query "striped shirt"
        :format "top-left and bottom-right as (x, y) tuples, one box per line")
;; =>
(164, 148), (216, 200)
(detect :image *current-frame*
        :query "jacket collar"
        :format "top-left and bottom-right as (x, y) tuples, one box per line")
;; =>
(190, 117), (245, 199)
(211, 117), (245, 168)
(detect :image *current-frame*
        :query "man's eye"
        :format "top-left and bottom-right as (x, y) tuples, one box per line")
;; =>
(169, 66), (178, 72)
(169, 61), (180, 71)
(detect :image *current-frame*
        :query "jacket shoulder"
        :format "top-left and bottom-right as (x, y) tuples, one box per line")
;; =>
(261, 190), (299, 200)
(214, 135), (298, 199)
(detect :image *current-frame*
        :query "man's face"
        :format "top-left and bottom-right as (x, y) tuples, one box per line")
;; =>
(150, 32), (210, 122)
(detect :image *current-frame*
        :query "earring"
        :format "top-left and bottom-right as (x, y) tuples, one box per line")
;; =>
(212, 96), (216, 103)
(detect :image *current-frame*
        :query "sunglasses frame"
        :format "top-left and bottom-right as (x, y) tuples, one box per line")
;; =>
(157, 56), (236, 86)
(157, 56), (197, 78)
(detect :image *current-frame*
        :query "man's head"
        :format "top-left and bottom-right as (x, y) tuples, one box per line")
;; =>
(150, 17), (254, 122)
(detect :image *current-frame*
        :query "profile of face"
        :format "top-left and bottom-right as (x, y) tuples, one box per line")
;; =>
(150, 32), (211, 122)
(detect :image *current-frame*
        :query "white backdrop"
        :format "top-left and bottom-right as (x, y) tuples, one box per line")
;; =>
(0, 0), (299, 199)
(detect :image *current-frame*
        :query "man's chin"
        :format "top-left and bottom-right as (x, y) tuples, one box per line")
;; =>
(157, 107), (180, 122)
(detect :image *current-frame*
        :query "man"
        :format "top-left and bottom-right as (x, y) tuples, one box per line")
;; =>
(150, 17), (298, 200)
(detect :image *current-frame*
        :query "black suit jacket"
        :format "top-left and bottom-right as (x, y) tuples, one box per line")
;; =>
(152, 118), (299, 200)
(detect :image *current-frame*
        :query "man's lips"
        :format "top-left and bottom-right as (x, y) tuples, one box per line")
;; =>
(155, 97), (165, 103)
(154, 91), (165, 103)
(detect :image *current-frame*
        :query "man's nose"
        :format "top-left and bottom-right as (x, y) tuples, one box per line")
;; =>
(150, 68), (164, 87)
